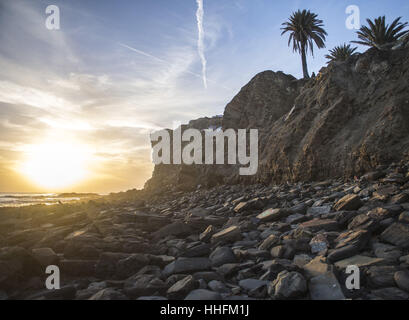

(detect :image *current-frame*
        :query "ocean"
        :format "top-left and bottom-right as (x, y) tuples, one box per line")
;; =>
(0, 193), (86, 207)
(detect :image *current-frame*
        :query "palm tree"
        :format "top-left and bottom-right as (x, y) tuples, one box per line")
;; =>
(325, 44), (357, 63)
(351, 16), (409, 49)
(281, 9), (327, 79)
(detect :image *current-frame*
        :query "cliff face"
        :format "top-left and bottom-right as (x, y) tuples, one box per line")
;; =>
(144, 45), (409, 193)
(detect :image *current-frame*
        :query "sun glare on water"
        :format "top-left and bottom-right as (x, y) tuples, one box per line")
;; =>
(20, 142), (91, 190)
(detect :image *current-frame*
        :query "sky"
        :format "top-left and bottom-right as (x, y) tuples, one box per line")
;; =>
(0, 0), (408, 193)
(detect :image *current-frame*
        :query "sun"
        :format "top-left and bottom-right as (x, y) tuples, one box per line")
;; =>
(20, 141), (91, 190)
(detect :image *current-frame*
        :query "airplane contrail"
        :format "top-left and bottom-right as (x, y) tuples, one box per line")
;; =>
(196, 0), (207, 89)
(119, 42), (232, 90)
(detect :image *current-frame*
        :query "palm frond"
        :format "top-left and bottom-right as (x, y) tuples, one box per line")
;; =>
(351, 16), (409, 48)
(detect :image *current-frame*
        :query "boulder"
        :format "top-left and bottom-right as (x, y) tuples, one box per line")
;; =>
(163, 258), (211, 276)
(381, 223), (409, 248)
(309, 272), (345, 300)
(334, 194), (362, 211)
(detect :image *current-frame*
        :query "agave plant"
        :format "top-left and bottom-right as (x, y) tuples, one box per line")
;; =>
(281, 9), (327, 79)
(325, 44), (357, 63)
(351, 16), (409, 49)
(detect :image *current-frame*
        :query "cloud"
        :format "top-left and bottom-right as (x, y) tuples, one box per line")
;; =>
(196, 0), (208, 89)
(0, 0), (235, 192)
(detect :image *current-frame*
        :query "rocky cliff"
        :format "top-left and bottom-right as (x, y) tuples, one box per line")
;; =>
(144, 45), (409, 193)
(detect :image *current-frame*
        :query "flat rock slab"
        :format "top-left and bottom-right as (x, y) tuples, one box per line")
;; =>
(303, 256), (333, 279)
(334, 255), (385, 269)
(307, 206), (331, 216)
(211, 226), (242, 243)
(381, 223), (409, 248)
(299, 219), (338, 232)
(31, 248), (59, 266)
(163, 258), (211, 276)
(256, 208), (288, 223)
(309, 272), (345, 300)
(334, 194), (362, 211)
(184, 289), (222, 300)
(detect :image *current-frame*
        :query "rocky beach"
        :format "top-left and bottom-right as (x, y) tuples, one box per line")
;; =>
(1, 161), (409, 300)
(1, 39), (409, 300)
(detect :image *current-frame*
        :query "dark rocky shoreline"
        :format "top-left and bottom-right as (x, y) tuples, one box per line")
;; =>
(1, 161), (409, 300)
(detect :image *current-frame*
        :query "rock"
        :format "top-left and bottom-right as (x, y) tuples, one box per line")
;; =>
(189, 207), (210, 218)
(76, 281), (108, 300)
(89, 288), (128, 300)
(373, 186), (398, 201)
(151, 222), (193, 241)
(116, 254), (149, 279)
(199, 225), (215, 242)
(124, 274), (167, 298)
(181, 243), (211, 258)
(390, 193), (409, 204)
(334, 194), (362, 211)
(0, 291), (7, 300)
(299, 219), (338, 232)
(209, 247), (237, 267)
(28, 285), (77, 300)
(0, 246), (41, 286)
(137, 296), (168, 300)
(398, 211), (409, 224)
(366, 266), (399, 288)
(373, 243), (402, 262)
(145, 47), (409, 191)
(185, 289), (222, 300)
(31, 248), (59, 266)
(328, 229), (371, 262)
(307, 206), (331, 216)
(368, 287), (409, 300)
(95, 252), (130, 278)
(347, 214), (378, 231)
(303, 256), (333, 279)
(334, 255), (385, 269)
(238, 278), (268, 298)
(258, 234), (280, 251)
(309, 234), (329, 254)
(193, 271), (223, 282)
(216, 263), (241, 278)
(286, 213), (308, 224)
(293, 254), (312, 268)
(309, 272), (345, 300)
(381, 223), (409, 248)
(163, 258), (211, 276)
(167, 275), (199, 299)
(270, 245), (285, 258)
(270, 271), (307, 299)
(60, 259), (96, 277)
(367, 206), (401, 220)
(211, 226), (242, 244)
(394, 270), (409, 292)
(208, 280), (230, 293)
(256, 208), (289, 223)
(234, 202), (249, 213)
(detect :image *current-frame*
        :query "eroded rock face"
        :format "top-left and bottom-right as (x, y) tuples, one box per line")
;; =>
(145, 46), (409, 192)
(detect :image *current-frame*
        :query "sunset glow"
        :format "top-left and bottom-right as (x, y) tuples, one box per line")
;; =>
(20, 142), (91, 190)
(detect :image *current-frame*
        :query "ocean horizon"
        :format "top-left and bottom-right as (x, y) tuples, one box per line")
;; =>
(0, 192), (101, 207)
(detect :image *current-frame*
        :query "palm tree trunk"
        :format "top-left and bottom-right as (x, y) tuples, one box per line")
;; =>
(301, 46), (310, 79)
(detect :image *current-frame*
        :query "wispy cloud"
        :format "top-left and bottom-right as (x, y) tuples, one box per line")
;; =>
(196, 0), (207, 89)
(119, 42), (231, 90)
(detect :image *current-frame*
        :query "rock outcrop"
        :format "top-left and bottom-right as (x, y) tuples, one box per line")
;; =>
(145, 45), (409, 193)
